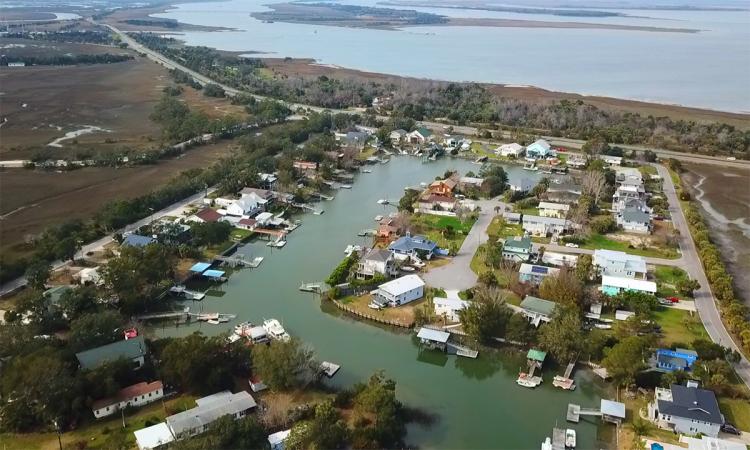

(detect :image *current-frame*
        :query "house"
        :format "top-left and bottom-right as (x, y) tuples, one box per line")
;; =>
(655, 348), (698, 373)
(508, 178), (535, 193)
(188, 207), (223, 223)
(433, 297), (469, 322)
(76, 336), (148, 371)
(389, 129), (407, 145)
(458, 176), (485, 191)
(617, 207), (652, 234)
(226, 197), (260, 217)
(612, 184), (645, 212)
(503, 211), (522, 224)
(417, 194), (457, 214)
(293, 161), (318, 172)
(545, 181), (583, 204)
(615, 309), (635, 321)
(542, 251), (578, 267)
(134, 422), (174, 450)
(566, 155), (587, 168)
(92, 381), (164, 419)
(356, 248), (397, 279)
(648, 382), (723, 437)
(525, 139), (553, 160)
(537, 202), (570, 219)
(259, 173), (278, 190)
(373, 274), (425, 307)
(521, 215), (571, 236)
(240, 187), (274, 207)
(166, 391), (257, 439)
(406, 127), (433, 145)
(601, 275), (657, 296)
(428, 177), (458, 196)
(600, 154), (623, 166)
(496, 143), (524, 158)
(388, 234), (438, 259)
(268, 429), (291, 450)
(7, 62), (26, 67)
(593, 250), (647, 279)
(416, 327), (451, 351)
(518, 264), (560, 285)
(520, 296), (557, 327)
(77, 267), (103, 285)
(681, 436), (747, 450)
(43, 285), (72, 312)
(236, 218), (257, 231)
(502, 236), (533, 262)
(342, 131), (369, 148)
(121, 234), (156, 248)
(377, 218), (400, 240)
(443, 135), (464, 150)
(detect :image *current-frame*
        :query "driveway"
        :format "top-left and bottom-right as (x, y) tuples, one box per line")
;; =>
(422, 199), (505, 291)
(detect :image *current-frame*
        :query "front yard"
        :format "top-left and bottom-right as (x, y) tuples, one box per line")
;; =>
(338, 294), (424, 328)
(653, 307), (708, 346)
(652, 266), (690, 298)
(578, 232), (679, 259)
(411, 213), (477, 251)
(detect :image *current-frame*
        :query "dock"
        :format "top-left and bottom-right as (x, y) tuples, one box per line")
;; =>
(551, 427), (567, 450)
(320, 361), (341, 378)
(135, 308), (190, 322)
(215, 254), (262, 268)
(567, 399), (625, 424)
(299, 282), (323, 293)
(312, 191), (334, 201)
(169, 285), (206, 301)
(447, 342), (479, 358)
(553, 360), (576, 390)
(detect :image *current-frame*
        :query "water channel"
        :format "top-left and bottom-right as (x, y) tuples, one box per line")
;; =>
(152, 157), (613, 449)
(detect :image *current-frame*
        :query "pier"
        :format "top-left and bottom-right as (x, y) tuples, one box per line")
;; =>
(299, 282), (323, 293)
(447, 342), (479, 358)
(169, 285), (206, 301)
(553, 360), (577, 390)
(567, 399), (625, 425)
(215, 254), (264, 268)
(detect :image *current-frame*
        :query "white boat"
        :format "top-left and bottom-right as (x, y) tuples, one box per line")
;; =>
(377, 199), (389, 205)
(565, 429), (576, 448)
(263, 319), (290, 342)
(523, 162), (539, 171)
(401, 266), (416, 272)
(362, 169), (372, 173)
(541, 437), (552, 450)
(207, 319), (221, 325)
(340, 184), (352, 189)
(234, 321), (254, 337)
(374, 215), (383, 221)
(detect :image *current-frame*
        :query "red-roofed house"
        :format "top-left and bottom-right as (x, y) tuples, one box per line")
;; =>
(92, 381), (164, 419)
(188, 208), (223, 223)
(237, 218), (257, 231)
(428, 177), (458, 196)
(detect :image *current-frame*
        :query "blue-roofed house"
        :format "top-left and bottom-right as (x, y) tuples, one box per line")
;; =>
(525, 139), (553, 160)
(388, 233), (438, 259)
(518, 264), (560, 285)
(121, 234), (156, 248)
(654, 348), (698, 373)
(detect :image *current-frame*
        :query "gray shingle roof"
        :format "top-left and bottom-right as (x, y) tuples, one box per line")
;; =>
(658, 384), (723, 425)
(621, 208), (650, 224)
(166, 391), (256, 436)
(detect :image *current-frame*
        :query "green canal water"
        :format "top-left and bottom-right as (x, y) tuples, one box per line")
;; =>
(153, 157), (614, 449)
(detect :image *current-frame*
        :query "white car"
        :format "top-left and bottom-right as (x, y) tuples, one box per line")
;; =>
(565, 243), (579, 248)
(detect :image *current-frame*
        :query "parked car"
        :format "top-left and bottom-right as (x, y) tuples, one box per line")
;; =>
(726, 156), (737, 161)
(665, 296), (680, 303)
(721, 423), (741, 435)
(565, 243), (579, 248)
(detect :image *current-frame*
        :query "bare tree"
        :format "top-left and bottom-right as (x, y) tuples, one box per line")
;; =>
(581, 169), (606, 205)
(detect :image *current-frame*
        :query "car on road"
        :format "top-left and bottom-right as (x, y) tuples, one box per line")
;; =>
(721, 423), (740, 435)
(665, 296), (680, 303)
(565, 243), (579, 248)
(726, 156), (737, 161)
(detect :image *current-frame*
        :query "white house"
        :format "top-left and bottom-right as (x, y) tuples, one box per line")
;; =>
(509, 178), (535, 193)
(268, 429), (291, 450)
(226, 197), (260, 217)
(356, 248), (397, 279)
(542, 251), (578, 267)
(648, 382), (724, 437)
(521, 215), (571, 236)
(600, 155), (623, 166)
(601, 275), (657, 296)
(389, 129), (407, 145)
(77, 266), (103, 285)
(593, 250), (647, 279)
(373, 274), (425, 307)
(406, 127), (433, 145)
(617, 208), (651, 234)
(92, 381), (164, 419)
(433, 297), (469, 322)
(496, 143), (524, 158)
(518, 264), (560, 285)
(134, 422), (174, 450)
(537, 202), (570, 219)
(165, 391), (257, 439)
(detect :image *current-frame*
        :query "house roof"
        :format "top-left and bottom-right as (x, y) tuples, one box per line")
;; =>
(459, 176), (484, 185)
(657, 384), (723, 425)
(190, 262), (212, 273)
(527, 348), (547, 362)
(240, 187), (273, 200)
(364, 248), (392, 263)
(76, 336), (148, 370)
(388, 235), (437, 253)
(503, 236), (532, 252)
(390, 129), (407, 136)
(433, 297), (468, 311)
(92, 381), (163, 410)
(537, 202), (570, 211)
(134, 422), (174, 450)
(522, 215), (569, 226)
(519, 264), (559, 277)
(600, 399), (626, 419)
(238, 218), (257, 227)
(593, 250), (647, 274)
(526, 139), (551, 154)
(520, 296), (557, 316)
(377, 274), (425, 297)
(166, 391), (256, 436)
(231, 197), (258, 214)
(420, 194), (456, 205)
(121, 234), (156, 248)
(194, 208), (222, 223)
(417, 327), (450, 343)
(621, 208), (651, 224)
(430, 178), (457, 189)
(414, 127), (432, 137)
(268, 430), (291, 447)
(602, 275), (657, 293)
(497, 143), (523, 152)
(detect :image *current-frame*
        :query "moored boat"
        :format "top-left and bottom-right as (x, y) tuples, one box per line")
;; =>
(263, 319), (290, 342)
(565, 429), (576, 448)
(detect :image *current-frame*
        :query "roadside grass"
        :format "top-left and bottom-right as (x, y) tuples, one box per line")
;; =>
(0, 395), (196, 450)
(653, 266), (689, 298)
(579, 233), (679, 259)
(639, 165), (658, 177)
(719, 398), (750, 432)
(653, 307), (708, 346)
(486, 217), (524, 241)
(204, 239), (236, 258)
(355, 146), (377, 160)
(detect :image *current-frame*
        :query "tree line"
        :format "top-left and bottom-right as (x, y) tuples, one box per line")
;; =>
(1, 53), (133, 66)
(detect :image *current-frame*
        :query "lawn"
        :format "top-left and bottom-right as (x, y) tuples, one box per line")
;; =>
(719, 397), (750, 432)
(411, 213), (477, 250)
(0, 395), (197, 450)
(469, 243), (514, 288)
(338, 294), (422, 327)
(653, 266), (690, 298)
(580, 233), (679, 259)
(653, 307), (708, 346)
(230, 228), (255, 242)
(486, 216), (524, 241)
(639, 165), (658, 177)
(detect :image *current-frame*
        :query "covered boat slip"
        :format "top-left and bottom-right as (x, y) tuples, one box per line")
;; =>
(415, 327), (478, 358)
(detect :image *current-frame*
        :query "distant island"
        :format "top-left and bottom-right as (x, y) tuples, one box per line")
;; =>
(378, 1), (630, 17)
(252, 2), (700, 32)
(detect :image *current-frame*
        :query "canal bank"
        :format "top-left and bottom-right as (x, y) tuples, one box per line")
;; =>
(150, 157), (613, 449)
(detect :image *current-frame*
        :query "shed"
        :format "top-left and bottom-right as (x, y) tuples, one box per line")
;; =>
(134, 422), (174, 450)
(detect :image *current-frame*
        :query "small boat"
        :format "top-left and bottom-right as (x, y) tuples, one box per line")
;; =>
(377, 199), (389, 205)
(516, 372), (542, 388)
(340, 184), (352, 189)
(420, 182), (428, 187)
(263, 319), (290, 342)
(401, 266), (416, 272)
(541, 437), (552, 450)
(234, 321), (254, 337)
(523, 162), (539, 171)
(362, 169), (372, 173)
(374, 215), (383, 221)
(207, 319), (221, 325)
(565, 429), (576, 448)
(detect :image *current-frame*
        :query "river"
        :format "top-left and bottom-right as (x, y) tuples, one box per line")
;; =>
(151, 157), (613, 449)
(154, 0), (750, 112)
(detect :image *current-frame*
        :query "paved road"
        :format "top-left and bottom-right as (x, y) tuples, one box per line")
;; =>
(422, 199), (504, 291)
(654, 163), (750, 388)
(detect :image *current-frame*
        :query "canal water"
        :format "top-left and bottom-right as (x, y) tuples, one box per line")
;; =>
(153, 157), (612, 449)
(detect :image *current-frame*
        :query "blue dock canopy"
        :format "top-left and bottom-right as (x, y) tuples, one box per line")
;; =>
(189, 262), (212, 273)
(203, 269), (226, 279)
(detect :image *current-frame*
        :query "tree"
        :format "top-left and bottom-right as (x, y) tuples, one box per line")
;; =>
(538, 307), (583, 363)
(676, 278), (700, 297)
(602, 335), (653, 386)
(191, 221), (233, 246)
(59, 285), (100, 321)
(590, 216), (617, 234)
(458, 287), (512, 344)
(479, 165), (508, 198)
(203, 83), (225, 98)
(538, 269), (584, 308)
(68, 310), (124, 351)
(252, 338), (317, 390)
(350, 372), (406, 449)
(478, 270), (498, 287)
(54, 236), (80, 262)
(582, 136), (610, 156)
(170, 416), (268, 450)
(398, 189), (419, 212)
(575, 254), (593, 282)
(25, 259), (51, 290)
(581, 169), (607, 206)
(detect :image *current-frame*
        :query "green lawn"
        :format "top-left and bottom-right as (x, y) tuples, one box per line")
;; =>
(412, 214), (477, 250)
(580, 233), (679, 259)
(514, 207), (539, 216)
(639, 165), (658, 177)
(230, 228), (255, 242)
(653, 266), (689, 298)
(719, 398), (750, 432)
(653, 307), (708, 346)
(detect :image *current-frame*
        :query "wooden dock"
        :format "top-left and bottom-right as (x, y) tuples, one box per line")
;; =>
(553, 360), (576, 390)
(320, 361), (341, 377)
(566, 403), (601, 423)
(299, 282), (323, 293)
(551, 428), (567, 450)
(447, 342), (479, 358)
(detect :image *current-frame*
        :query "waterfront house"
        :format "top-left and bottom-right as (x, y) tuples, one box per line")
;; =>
(458, 176), (485, 191)
(537, 202), (570, 219)
(134, 422), (174, 450)
(520, 296), (557, 327)
(236, 218), (257, 231)
(188, 207), (222, 223)
(433, 297), (469, 322)
(518, 264), (560, 285)
(648, 382), (723, 437)
(356, 248), (397, 279)
(406, 127), (433, 145)
(373, 274), (425, 307)
(121, 234), (156, 248)
(600, 155), (623, 166)
(544, 181), (582, 204)
(654, 348), (698, 373)
(428, 176), (458, 196)
(521, 215), (571, 236)
(226, 197), (261, 217)
(389, 129), (407, 145)
(293, 160), (318, 173)
(165, 391), (257, 439)
(502, 236), (533, 263)
(268, 429), (291, 450)
(617, 207), (652, 234)
(496, 143), (524, 158)
(601, 275), (657, 296)
(566, 155), (587, 168)
(612, 183), (645, 213)
(541, 251), (578, 267)
(240, 187), (274, 207)
(259, 173), (278, 190)
(341, 131), (369, 148)
(593, 249), (647, 279)
(377, 218), (400, 241)
(388, 233), (438, 259)
(509, 178), (535, 193)
(417, 194), (457, 214)
(443, 135), (465, 150)
(416, 327), (451, 351)
(92, 381), (164, 419)
(525, 139), (553, 160)
(76, 336), (148, 371)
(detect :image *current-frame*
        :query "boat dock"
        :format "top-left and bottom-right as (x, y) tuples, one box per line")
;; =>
(551, 427), (567, 450)
(312, 191), (334, 200)
(320, 361), (341, 377)
(299, 282), (323, 293)
(553, 360), (576, 390)
(215, 254), (263, 268)
(169, 285), (206, 300)
(567, 399), (626, 424)
(291, 202), (324, 215)
(447, 342), (479, 358)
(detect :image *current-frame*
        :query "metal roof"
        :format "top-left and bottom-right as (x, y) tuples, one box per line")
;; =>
(503, 236), (532, 251)
(433, 297), (468, 311)
(377, 274), (424, 296)
(166, 391), (256, 436)
(417, 327), (450, 343)
(134, 422), (174, 450)
(76, 336), (148, 370)
(189, 262), (212, 273)
(520, 296), (557, 317)
(527, 348), (547, 362)
(600, 399), (626, 418)
(122, 234), (156, 248)
(203, 269), (226, 278)
(602, 275), (657, 293)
